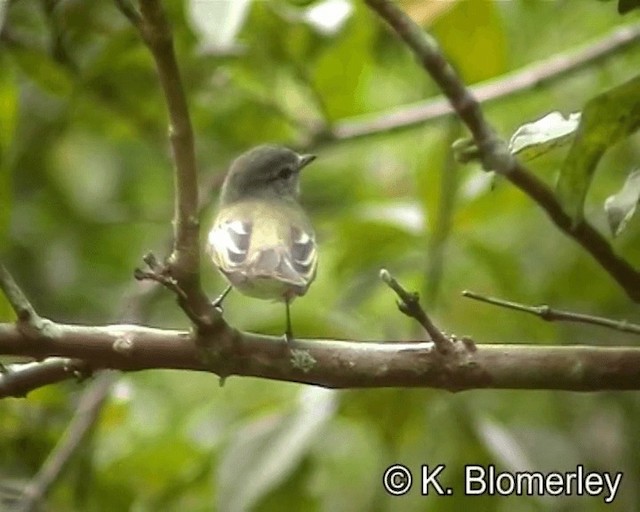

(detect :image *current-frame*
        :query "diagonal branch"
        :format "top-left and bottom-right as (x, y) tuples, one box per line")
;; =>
(463, 290), (640, 335)
(379, 269), (453, 353)
(364, 0), (640, 302)
(0, 263), (40, 325)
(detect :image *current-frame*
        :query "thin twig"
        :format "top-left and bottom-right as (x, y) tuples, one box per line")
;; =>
(365, 0), (640, 302)
(379, 269), (452, 353)
(0, 263), (40, 325)
(331, 23), (640, 141)
(463, 290), (640, 335)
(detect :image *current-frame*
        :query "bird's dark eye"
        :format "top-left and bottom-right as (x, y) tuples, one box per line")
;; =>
(277, 166), (294, 180)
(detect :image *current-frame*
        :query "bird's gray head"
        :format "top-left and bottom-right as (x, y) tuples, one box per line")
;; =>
(220, 145), (316, 204)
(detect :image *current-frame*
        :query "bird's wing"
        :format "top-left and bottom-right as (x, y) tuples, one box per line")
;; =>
(207, 219), (252, 270)
(288, 224), (317, 287)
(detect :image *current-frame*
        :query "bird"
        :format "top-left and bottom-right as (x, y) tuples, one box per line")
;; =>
(206, 144), (318, 343)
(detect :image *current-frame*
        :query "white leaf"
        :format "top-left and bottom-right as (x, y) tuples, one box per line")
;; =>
(605, 169), (640, 237)
(188, 0), (252, 51)
(304, 0), (353, 35)
(508, 111), (581, 161)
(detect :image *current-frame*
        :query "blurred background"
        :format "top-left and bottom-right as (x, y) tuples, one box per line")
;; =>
(1, 0), (640, 510)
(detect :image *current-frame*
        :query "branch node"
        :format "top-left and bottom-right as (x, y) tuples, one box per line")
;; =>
(134, 253), (187, 299)
(537, 305), (552, 319)
(461, 336), (477, 352)
(380, 268), (453, 353)
(113, 335), (134, 356)
(0, 263), (45, 336)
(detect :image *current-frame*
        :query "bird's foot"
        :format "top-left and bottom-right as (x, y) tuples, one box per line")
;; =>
(284, 329), (295, 347)
(212, 285), (232, 312)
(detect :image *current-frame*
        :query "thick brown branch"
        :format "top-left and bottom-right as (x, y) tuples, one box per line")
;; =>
(2, 322), (640, 394)
(364, 0), (640, 302)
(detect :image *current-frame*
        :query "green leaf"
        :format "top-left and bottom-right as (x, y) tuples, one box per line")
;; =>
(556, 75), (640, 223)
(605, 169), (640, 236)
(508, 111), (581, 162)
(217, 388), (336, 512)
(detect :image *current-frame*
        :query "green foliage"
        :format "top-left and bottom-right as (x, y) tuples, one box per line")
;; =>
(556, 75), (640, 224)
(1, 1), (640, 511)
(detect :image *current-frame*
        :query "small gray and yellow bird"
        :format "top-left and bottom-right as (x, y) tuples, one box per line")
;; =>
(207, 145), (318, 342)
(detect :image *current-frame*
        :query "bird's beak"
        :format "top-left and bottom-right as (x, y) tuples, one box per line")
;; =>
(298, 154), (316, 170)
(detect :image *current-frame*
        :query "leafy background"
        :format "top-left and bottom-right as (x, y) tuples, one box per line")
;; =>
(1, 0), (640, 511)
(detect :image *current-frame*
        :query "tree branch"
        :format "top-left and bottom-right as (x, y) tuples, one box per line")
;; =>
(2, 322), (640, 393)
(0, 359), (90, 398)
(463, 290), (640, 335)
(364, 0), (640, 302)
(0, 263), (40, 325)
(330, 23), (640, 141)
(115, 0), (218, 328)
(379, 269), (453, 353)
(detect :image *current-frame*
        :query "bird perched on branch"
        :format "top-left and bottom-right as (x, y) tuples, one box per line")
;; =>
(207, 145), (318, 343)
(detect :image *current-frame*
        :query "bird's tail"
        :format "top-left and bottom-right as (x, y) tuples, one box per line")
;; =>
(250, 247), (306, 287)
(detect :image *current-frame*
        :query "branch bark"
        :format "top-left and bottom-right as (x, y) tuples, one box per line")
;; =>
(0, 359), (89, 398)
(2, 322), (640, 395)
